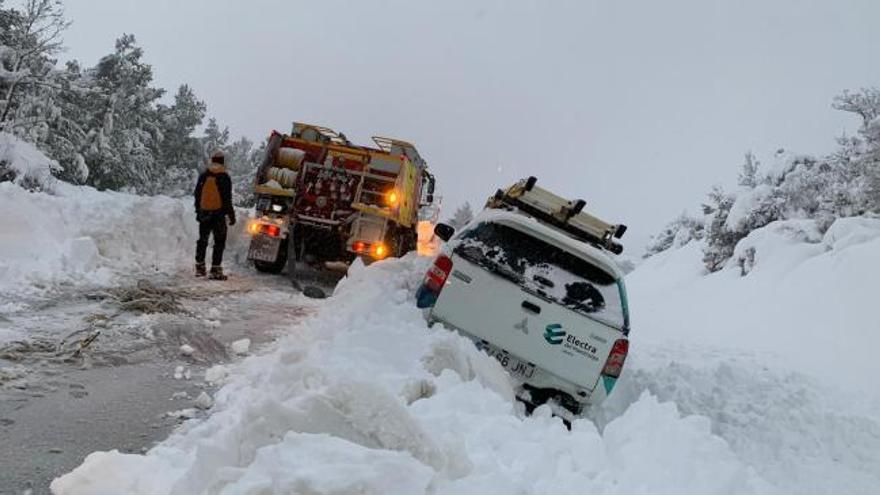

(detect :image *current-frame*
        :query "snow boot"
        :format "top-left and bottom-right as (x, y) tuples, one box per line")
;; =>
(209, 266), (228, 281)
(195, 262), (207, 277)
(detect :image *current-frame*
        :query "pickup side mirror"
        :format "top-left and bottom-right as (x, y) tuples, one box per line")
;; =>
(434, 223), (455, 242)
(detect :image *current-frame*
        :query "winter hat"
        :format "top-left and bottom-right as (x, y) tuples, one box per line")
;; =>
(211, 150), (225, 165)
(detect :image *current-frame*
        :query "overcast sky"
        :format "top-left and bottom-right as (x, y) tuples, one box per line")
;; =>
(60, 0), (880, 252)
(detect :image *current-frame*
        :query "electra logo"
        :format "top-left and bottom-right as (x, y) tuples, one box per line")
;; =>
(544, 323), (566, 345)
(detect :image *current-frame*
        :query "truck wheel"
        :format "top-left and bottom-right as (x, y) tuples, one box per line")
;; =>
(254, 239), (288, 274)
(392, 228), (418, 258)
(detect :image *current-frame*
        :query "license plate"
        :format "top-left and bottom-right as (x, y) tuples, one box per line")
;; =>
(247, 235), (282, 262)
(478, 341), (536, 379)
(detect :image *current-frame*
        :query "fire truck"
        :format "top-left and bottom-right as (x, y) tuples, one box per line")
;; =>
(246, 123), (436, 278)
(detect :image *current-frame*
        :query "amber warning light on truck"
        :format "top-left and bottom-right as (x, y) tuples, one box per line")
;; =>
(386, 189), (400, 207)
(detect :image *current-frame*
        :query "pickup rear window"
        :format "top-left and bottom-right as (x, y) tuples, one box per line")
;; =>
(454, 221), (626, 328)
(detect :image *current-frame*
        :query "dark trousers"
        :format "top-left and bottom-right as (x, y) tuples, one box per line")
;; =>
(196, 213), (228, 267)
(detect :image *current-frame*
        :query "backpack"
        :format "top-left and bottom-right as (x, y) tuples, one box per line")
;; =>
(200, 174), (223, 211)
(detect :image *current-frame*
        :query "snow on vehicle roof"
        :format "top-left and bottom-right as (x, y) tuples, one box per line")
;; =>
(466, 208), (625, 280)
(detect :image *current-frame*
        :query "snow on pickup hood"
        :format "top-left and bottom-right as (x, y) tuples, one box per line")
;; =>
(52, 255), (768, 495)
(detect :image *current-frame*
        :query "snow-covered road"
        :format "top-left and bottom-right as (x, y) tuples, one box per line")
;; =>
(0, 270), (316, 493)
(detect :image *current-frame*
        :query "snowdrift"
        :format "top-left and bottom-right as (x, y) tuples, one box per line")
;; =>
(1, 173), (872, 494)
(52, 256), (772, 495)
(0, 181), (250, 299)
(611, 216), (880, 494)
(629, 216), (880, 392)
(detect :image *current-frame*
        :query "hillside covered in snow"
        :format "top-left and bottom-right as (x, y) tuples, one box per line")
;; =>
(15, 177), (870, 494)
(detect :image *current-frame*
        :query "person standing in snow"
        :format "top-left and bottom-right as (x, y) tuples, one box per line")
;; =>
(194, 151), (236, 280)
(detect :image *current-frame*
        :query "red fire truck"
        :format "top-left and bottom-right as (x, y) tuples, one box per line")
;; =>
(246, 123), (435, 279)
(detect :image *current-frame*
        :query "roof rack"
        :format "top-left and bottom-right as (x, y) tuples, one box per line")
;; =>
(486, 176), (627, 254)
(372, 136), (425, 167)
(291, 122), (351, 146)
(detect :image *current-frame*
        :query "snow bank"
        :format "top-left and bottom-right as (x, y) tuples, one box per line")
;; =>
(0, 132), (60, 189)
(630, 215), (880, 391)
(0, 182), (249, 298)
(624, 215), (880, 493)
(52, 255), (769, 495)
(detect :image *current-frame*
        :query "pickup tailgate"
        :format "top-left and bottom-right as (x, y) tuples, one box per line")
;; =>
(432, 254), (620, 392)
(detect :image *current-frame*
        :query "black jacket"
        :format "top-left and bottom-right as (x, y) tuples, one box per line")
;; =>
(194, 165), (235, 219)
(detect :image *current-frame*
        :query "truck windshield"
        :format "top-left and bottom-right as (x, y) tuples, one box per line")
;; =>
(454, 221), (626, 328)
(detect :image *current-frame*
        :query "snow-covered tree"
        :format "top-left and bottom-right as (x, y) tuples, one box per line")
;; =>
(643, 213), (704, 258)
(701, 186), (737, 272)
(0, 0), (69, 130)
(0, 4), (234, 195)
(227, 135), (261, 207)
(81, 34), (165, 192)
(154, 84), (206, 195)
(448, 202), (474, 229)
(18, 60), (92, 183)
(738, 151), (759, 188)
(833, 88), (880, 212)
(647, 87), (880, 272)
(201, 117), (229, 160)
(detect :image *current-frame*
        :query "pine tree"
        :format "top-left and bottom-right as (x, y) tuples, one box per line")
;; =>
(738, 151), (759, 188)
(449, 202), (474, 229)
(226, 135), (259, 207)
(21, 60), (92, 183)
(701, 186), (737, 272)
(646, 86), (880, 269)
(201, 117), (229, 160)
(83, 34), (165, 192)
(155, 84), (206, 194)
(0, 0), (70, 131)
(833, 88), (880, 212)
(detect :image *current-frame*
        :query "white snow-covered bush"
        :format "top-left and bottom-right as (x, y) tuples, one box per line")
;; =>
(647, 87), (880, 271)
(0, 132), (60, 190)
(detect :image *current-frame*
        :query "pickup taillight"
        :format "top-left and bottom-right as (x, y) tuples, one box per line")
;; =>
(602, 338), (629, 378)
(416, 255), (453, 308)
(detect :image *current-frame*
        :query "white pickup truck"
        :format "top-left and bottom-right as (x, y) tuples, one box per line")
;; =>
(416, 177), (630, 419)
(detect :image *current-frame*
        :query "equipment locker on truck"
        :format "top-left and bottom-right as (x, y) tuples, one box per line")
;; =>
(416, 177), (630, 420)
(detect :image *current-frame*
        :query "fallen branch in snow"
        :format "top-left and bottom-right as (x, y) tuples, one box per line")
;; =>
(70, 331), (100, 359)
(0, 339), (56, 361)
(89, 280), (195, 315)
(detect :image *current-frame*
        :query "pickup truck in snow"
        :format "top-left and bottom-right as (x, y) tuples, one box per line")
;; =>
(245, 123), (436, 279)
(416, 177), (630, 418)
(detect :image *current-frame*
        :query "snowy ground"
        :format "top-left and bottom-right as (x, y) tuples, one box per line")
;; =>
(0, 182), (318, 492)
(0, 269), (317, 493)
(2, 182), (879, 494)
